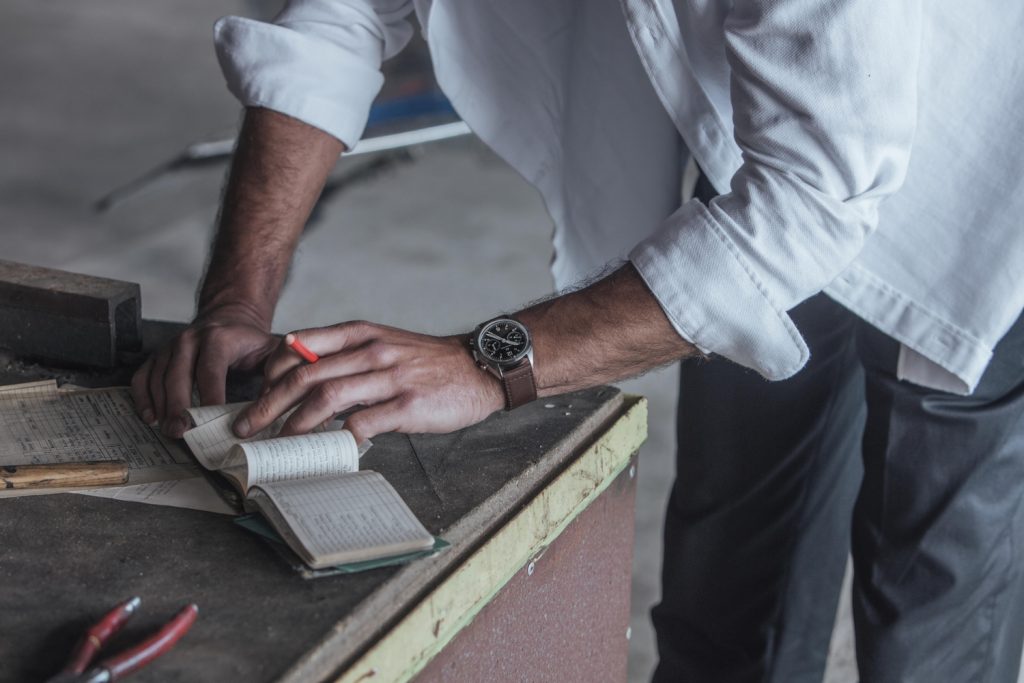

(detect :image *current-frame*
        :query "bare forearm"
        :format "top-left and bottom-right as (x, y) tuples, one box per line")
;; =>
(516, 264), (702, 395)
(233, 263), (702, 443)
(199, 107), (346, 324)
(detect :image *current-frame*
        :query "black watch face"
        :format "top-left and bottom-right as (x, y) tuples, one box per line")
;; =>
(477, 319), (530, 365)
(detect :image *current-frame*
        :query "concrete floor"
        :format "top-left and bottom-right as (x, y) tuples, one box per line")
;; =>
(6, 3), (1015, 682)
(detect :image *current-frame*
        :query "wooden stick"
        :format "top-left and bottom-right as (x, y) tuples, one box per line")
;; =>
(1, 460), (128, 490)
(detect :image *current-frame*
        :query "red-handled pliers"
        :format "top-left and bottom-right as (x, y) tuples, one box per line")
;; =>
(46, 597), (198, 683)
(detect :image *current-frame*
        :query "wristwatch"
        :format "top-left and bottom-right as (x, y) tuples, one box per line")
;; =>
(469, 317), (537, 410)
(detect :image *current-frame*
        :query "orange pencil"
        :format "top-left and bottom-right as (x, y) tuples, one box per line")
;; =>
(286, 334), (319, 363)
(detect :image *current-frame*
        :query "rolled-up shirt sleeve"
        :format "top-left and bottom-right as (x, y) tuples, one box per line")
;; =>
(630, 0), (921, 380)
(214, 0), (415, 149)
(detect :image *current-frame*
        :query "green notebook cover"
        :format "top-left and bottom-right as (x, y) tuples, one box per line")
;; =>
(234, 513), (449, 579)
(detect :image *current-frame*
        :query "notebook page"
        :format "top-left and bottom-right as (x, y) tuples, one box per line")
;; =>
(251, 471), (434, 567)
(182, 408), (288, 470)
(182, 403), (364, 471)
(0, 380), (58, 397)
(80, 476), (236, 515)
(185, 402), (249, 428)
(232, 430), (360, 491)
(0, 384), (189, 470)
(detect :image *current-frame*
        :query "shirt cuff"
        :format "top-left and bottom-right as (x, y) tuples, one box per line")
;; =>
(630, 199), (809, 380)
(214, 16), (384, 149)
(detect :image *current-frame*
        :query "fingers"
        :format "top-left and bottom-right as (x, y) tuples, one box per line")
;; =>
(250, 326), (501, 443)
(277, 373), (396, 437)
(161, 336), (199, 438)
(131, 314), (279, 438)
(136, 335), (192, 437)
(238, 343), (400, 437)
(147, 350), (172, 422)
(343, 399), (407, 444)
(262, 322), (382, 387)
(260, 340), (303, 395)
(195, 346), (229, 407)
(130, 357), (157, 425)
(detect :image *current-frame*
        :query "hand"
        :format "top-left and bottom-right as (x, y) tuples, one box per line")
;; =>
(131, 303), (279, 438)
(231, 321), (506, 444)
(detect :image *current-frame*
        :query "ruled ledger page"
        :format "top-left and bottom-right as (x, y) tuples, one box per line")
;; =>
(229, 430), (360, 492)
(183, 408), (289, 470)
(0, 381), (193, 497)
(185, 402), (249, 428)
(249, 471), (434, 567)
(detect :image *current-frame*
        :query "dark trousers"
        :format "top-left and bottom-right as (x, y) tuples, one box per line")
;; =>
(653, 294), (1024, 683)
(652, 184), (1024, 682)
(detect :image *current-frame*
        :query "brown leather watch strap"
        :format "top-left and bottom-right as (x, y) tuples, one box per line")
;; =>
(502, 360), (537, 410)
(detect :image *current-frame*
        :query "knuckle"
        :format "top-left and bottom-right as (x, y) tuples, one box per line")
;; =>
(280, 364), (314, 396)
(345, 320), (376, 338)
(366, 340), (394, 366)
(251, 396), (276, 421)
(176, 332), (199, 353)
(333, 320), (357, 336)
(201, 326), (232, 349)
(290, 363), (316, 388)
(313, 380), (344, 410)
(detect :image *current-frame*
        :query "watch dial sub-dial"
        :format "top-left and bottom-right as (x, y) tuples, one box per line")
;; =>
(479, 320), (529, 363)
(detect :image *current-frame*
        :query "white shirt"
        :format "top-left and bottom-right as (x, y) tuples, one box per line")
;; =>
(213, 0), (1024, 395)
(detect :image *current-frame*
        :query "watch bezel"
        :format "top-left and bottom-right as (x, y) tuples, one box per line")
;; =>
(474, 318), (532, 367)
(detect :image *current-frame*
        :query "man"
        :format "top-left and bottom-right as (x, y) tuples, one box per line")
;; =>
(133, 1), (1024, 680)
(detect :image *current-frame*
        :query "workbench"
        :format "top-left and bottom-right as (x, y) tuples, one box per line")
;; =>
(0, 322), (646, 682)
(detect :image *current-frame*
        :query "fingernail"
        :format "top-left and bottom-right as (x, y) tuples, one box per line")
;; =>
(142, 409), (155, 425)
(234, 417), (250, 438)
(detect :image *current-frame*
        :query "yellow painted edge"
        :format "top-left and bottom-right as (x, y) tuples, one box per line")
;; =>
(335, 396), (648, 683)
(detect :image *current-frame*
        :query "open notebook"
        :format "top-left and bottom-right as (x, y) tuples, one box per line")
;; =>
(183, 404), (435, 569)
